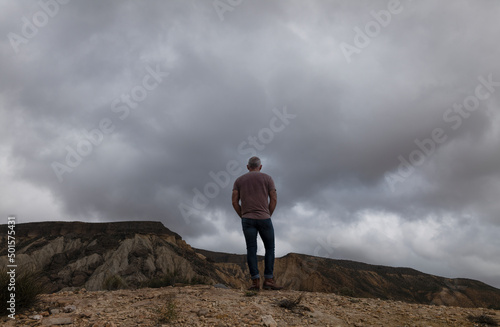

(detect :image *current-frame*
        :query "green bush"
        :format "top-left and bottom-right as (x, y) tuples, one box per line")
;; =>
(0, 268), (48, 316)
(147, 272), (177, 288)
(488, 303), (500, 311)
(153, 294), (177, 324)
(188, 275), (208, 285)
(103, 274), (128, 290)
(337, 286), (356, 297)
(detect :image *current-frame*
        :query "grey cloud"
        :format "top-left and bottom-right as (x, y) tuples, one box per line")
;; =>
(1, 0), (499, 287)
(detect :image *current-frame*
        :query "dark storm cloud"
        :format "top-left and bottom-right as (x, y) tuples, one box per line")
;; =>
(1, 0), (500, 287)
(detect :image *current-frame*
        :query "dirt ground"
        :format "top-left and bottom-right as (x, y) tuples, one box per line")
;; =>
(2, 285), (499, 326)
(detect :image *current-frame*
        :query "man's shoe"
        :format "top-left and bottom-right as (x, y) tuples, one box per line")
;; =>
(263, 278), (283, 290)
(248, 278), (260, 291)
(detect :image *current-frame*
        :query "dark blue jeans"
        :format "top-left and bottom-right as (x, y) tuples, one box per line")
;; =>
(241, 218), (275, 280)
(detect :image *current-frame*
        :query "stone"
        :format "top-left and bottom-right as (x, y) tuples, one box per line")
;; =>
(63, 305), (77, 313)
(197, 308), (210, 317)
(213, 283), (229, 289)
(49, 308), (61, 314)
(262, 314), (277, 327)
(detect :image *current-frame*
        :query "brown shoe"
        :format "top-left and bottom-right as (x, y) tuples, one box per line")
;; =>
(248, 278), (260, 291)
(263, 278), (283, 290)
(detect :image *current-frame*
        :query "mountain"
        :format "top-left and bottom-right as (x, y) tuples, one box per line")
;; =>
(1, 221), (499, 309)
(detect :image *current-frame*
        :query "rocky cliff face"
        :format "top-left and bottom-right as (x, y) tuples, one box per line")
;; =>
(200, 249), (500, 309)
(0, 221), (235, 292)
(1, 221), (500, 309)
(274, 253), (500, 309)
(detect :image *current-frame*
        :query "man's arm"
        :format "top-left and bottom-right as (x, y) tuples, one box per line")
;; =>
(232, 190), (242, 218)
(269, 189), (277, 217)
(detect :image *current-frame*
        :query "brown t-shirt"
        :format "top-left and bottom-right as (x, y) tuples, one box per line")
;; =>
(233, 171), (276, 219)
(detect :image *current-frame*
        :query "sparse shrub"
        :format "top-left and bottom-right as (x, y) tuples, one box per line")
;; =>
(188, 275), (208, 285)
(148, 274), (174, 288)
(0, 268), (47, 316)
(148, 270), (179, 288)
(277, 294), (311, 314)
(467, 314), (498, 326)
(103, 274), (128, 290)
(154, 294), (177, 324)
(337, 286), (356, 297)
(244, 290), (258, 297)
(488, 303), (500, 311)
(278, 294), (303, 310)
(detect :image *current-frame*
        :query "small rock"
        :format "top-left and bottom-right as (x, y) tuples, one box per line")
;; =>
(63, 305), (77, 313)
(79, 311), (92, 318)
(50, 308), (61, 314)
(213, 284), (229, 289)
(29, 314), (43, 320)
(197, 308), (209, 317)
(261, 314), (277, 327)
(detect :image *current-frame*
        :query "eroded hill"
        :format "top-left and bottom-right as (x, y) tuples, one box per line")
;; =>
(1, 221), (500, 309)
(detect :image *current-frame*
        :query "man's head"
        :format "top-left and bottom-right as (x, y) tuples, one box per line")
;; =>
(247, 156), (262, 171)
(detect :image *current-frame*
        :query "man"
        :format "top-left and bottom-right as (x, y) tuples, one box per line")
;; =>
(232, 156), (283, 291)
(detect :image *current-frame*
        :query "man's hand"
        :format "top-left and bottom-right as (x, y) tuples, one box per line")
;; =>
(269, 189), (277, 216)
(232, 190), (242, 217)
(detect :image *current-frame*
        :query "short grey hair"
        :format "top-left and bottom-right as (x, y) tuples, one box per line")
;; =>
(248, 156), (261, 169)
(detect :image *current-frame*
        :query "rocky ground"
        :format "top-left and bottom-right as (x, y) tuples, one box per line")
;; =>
(2, 285), (499, 327)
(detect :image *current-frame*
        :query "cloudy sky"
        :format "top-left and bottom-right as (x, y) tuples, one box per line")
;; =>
(1, 0), (500, 288)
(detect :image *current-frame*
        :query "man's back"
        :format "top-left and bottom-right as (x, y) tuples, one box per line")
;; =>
(232, 156), (282, 291)
(233, 171), (276, 219)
